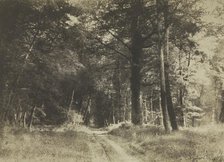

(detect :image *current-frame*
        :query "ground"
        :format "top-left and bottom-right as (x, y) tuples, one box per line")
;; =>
(0, 125), (140, 162)
(1, 124), (224, 162)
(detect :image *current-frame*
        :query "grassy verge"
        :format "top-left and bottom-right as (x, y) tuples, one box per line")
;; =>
(109, 124), (224, 162)
(0, 125), (91, 162)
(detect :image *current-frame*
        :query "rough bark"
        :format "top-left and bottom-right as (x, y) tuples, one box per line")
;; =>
(125, 88), (131, 121)
(165, 71), (178, 130)
(163, 0), (178, 131)
(164, 28), (178, 130)
(178, 50), (185, 127)
(112, 58), (123, 123)
(157, 0), (170, 132)
(159, 46), (170, 132)
(130, 0), (143, 125)
(130, 45), (143, 125)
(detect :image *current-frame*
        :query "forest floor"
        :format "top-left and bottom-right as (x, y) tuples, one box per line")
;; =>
(0, 124), (224, 162)
(109, 124), (224, 162)
(0, 125), (140, 162)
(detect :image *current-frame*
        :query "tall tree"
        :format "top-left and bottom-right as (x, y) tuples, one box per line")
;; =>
(130, 0), (144, 125)
(163, 0), (178, 130)
(156, 0), (170, 131)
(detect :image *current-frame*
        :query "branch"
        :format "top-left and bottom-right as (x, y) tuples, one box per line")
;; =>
(142, 29), (157, 41)
(141, 82), (157, 87)
(94, 36), (131, 62)
(143, 41), (156, 49)
(94, 16), (131, 51)
(79, 27), (131, 62)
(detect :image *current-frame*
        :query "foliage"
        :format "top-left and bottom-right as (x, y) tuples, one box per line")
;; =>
(0, 0), (224, 129)
(109, 124), (224, 162)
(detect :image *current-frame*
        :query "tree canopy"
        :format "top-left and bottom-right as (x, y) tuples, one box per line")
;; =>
(0, 0), (224, 130)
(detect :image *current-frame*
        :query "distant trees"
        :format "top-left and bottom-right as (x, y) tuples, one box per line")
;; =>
(0, 0), (88, 126)
(210, 40), (224, 123)
(156, 0), (204, 130)
(213, 1), (224, 123)
(77, 0), (205, 129)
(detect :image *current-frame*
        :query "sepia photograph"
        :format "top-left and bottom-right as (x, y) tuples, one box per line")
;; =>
(0, 0), (224, 161)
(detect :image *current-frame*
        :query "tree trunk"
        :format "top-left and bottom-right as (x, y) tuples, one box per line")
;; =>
(165, 71), (178, 130)
(159, 46), (170, 132)
(213, 79), (221, 124)
(23, 111), (27, 128)
(125, 88), (131, 121)
(177, 49), (185, 127)
(219, 90), (224, 123)
(69, 90), (75, 111)
(164, 26), (178, 131)
(150, 93), (154, 123)
(157, 0), (170, 132)
(179, 88), (185, 126)
(143, 96), (148, 124)
(140, 91), (147, 124)
(84, 97), (91, 126)
(130, 49), (143, 125)
(112, 58), (123, 123)
(130, 0), (143, 125)
(158, 97), (163, 126)
(28, 106), (36, 130)
(163, 0), (178, 131)
(192, 116), (195, 127)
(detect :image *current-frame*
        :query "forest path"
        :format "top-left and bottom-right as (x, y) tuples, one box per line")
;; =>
(87, 130), (140, 162)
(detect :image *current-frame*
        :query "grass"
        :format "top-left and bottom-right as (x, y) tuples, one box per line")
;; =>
(2, 123), (224, 162)
(0, 125), (91, 162)
(109, 124), (224, 162)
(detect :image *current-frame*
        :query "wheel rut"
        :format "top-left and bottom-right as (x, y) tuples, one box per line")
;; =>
(89, 133), (140, 162)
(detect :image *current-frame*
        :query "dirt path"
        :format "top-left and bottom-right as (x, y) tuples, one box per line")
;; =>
(88, 131), (140, 162)
(0, 125), (142, 162)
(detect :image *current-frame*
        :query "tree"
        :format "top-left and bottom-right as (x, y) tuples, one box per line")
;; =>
(0, 0), (88, 126)
(156, 0), (170, 132)
(129, 0), (144, 125)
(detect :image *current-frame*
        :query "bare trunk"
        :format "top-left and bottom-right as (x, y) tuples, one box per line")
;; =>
(130, 55), (142, 125)
(165, 71), (178, 130)
(23, 112), (27, 128)
(163, 0), (178, 131)
(125, 88), (131, 121)
(130, 0), (143, 125)
(112, 58), (123, 123)
(159, 46), (170, 132)
(28, 106), (36, 130)
(150, 95), (154, 122)
(84, 97), (91, 126)
(158, 97), (163, 126)
(69, 90), (75, 111)
(219, 90), (224, 123)
(157, 0), (170, 132)
(143, 97), (148, 124)
(213, 79), (221, 124)
(164, 27), (178, 131)
(179, 88), (185, 126)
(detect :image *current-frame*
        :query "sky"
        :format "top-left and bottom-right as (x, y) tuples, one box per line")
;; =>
(68, 0), (223, 57)
(196, 0), (223, 58)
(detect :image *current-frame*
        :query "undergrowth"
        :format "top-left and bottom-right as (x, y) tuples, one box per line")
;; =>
(0, 125), (91, 162)
(109, 124), (224, 162)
